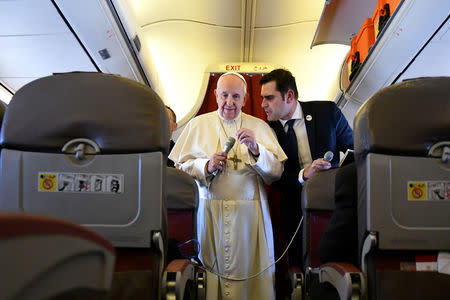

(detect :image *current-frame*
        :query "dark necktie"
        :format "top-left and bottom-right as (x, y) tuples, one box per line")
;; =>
(284, 119), (300, 171)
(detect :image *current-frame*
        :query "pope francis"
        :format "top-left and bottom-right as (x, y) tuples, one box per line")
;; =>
(169, 72), (287, 299)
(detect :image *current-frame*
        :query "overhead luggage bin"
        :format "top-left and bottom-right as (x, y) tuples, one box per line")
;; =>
(372, 0), (402, 38)
(346, 18), (376, 82)
(311, 0), (377, 48)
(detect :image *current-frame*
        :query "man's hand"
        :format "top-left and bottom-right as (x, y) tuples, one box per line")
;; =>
(303, 158), (331, 180)
(236, 128), (259, 156)
(207, 151), (228, 174)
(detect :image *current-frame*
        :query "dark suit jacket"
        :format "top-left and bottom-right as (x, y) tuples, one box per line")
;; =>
(269, 101), (354, 226)
(167, 140), (175, 168)
(270, 101), (353, 186)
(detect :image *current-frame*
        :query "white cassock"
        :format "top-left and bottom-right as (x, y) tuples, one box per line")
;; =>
(169, 111), (287, 300)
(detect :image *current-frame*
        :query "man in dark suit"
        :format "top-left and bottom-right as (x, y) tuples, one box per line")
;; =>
(260, 68), (354, 268)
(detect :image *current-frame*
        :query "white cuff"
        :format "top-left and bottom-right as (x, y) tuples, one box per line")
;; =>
(248, 143), (263, 165)
(195, 158), (210, 177)
(298, 168), (306, 185)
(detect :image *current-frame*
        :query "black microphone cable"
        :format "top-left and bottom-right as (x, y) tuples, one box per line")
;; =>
(194, 215), (304, 281)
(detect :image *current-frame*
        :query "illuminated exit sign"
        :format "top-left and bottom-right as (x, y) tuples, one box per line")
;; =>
(213, 63), (276, 73)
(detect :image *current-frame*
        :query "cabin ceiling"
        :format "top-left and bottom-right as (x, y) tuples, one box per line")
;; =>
(0, 0), (354, 123)
(0, 1), (97, 96)
(126, 0), (325, 62)
(114, 0), (351, 122)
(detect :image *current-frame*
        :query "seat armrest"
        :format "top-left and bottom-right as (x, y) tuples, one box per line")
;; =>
(165, 259), (193, 272)
(322, 262), (361, 275)
(289, 266), (304, 300)
(162, 259), (195, 299)
(319, 262), (366, 300)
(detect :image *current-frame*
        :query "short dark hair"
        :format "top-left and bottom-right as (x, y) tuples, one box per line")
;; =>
(165, 105), (177, 123)
(260, 69), (299, 99)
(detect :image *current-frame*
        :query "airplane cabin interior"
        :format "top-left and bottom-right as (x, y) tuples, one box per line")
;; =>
(0, 0), (449, 299)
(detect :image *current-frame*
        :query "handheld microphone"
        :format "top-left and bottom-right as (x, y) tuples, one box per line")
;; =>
(223, 137), (236, 154)
(323, 151), (334, 162)
(212, 137), (236, 177)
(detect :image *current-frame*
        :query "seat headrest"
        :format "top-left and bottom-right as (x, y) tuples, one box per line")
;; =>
(0, 72), (170, 154)
(301, 168), (339, 211)
(0, 212), (115, 254)
(354, 77), (450, 160)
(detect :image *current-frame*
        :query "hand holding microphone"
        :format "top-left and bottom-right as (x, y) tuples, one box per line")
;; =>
(302, 150), (333, 180)
(222, 137), (236, 154)
(323, 151), (334, 162)
(208, 137), (236, 175)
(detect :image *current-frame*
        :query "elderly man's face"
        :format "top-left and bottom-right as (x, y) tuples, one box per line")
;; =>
(215, 75), (246, 120)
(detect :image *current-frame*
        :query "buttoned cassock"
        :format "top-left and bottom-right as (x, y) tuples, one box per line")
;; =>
(169, 111), (287, 300)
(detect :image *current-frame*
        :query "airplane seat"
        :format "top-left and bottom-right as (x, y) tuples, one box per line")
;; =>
(301, 168), (340, 269)
(278, 146), (342, 299)
(0, 212), (115, 299)
(297, 168), (342, 299)
(0, 72), (196, 299)
(318, 77), (450, 300)
(166, 166), (199, 260)
(163, 166), (205, 299)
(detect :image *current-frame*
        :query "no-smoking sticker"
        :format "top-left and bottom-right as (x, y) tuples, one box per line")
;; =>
(39, 173), (57, 191)
(408, 181), (450, 201)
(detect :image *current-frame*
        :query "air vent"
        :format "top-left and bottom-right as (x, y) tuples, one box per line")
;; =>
(133, 35), (141, 52)
(98, 48), (111, 60)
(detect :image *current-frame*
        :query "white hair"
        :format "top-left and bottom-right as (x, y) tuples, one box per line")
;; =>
(218, 72), (247, 94)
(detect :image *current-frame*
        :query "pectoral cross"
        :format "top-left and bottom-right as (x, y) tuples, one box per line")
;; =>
(228, 153), (242, 170)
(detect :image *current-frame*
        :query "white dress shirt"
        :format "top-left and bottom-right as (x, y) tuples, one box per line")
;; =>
(279, 101), (312, 184)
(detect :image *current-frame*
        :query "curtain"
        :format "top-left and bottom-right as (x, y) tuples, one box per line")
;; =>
(195, 73), (266, 121)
